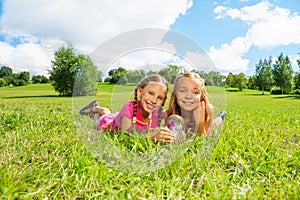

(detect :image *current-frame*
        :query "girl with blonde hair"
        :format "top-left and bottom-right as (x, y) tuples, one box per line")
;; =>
(167, 72), (224, 135)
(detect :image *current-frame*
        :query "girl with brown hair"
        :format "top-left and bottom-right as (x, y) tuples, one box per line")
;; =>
(80, 74), (177, 142)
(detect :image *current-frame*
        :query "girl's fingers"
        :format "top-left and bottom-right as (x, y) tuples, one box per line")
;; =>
(163, 131), (176, 138)
(151, 127), (178, 142)
(201, 100), (205, 109)
(161, 127), (177, 136)
(160, 132), (177, 142)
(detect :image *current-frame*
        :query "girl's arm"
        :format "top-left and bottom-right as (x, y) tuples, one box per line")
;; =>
(120, 116), (133, 131)
(121, 116), (177, 143)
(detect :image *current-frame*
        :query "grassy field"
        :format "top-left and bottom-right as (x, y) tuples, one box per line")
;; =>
(0, 83), (299, 199)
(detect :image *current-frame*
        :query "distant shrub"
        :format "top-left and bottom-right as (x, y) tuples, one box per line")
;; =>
(292, 89), (300, 95)
(270, 87), (289, 95)
(0, 78), (6, 87)
(31, 75), (49, 84)
(104, 77), (111, 82)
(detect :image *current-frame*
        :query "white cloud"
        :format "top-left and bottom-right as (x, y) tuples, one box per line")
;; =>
(0, 40), (56, 76)
(246, 7), (300, 47)
(214, 1), (300, 48)
(0, 0), (193, 75)
(215, 2), (272, 22)
(210, 1), (300, 73)
(110, 49), (174, 71)
(182, 51), (216, 72)
(208, 37), (251, 73)
(1, 0), (193, 48)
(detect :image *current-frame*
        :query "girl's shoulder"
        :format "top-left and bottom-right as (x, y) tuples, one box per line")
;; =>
(124, 100), (139, 109)
(119, 100), (140, 116)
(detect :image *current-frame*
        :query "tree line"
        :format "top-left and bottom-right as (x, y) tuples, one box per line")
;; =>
(0, 45), (299, 96)
(0, 66), (49, 87)
(225, 53), (300, 94)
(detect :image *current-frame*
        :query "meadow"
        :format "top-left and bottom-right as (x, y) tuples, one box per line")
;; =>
(0, 83), (299, 199)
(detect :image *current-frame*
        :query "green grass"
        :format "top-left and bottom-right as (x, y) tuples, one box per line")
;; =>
(0, 84), (299, 199)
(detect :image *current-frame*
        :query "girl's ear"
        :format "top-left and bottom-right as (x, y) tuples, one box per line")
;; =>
(136, 87), (143, 98)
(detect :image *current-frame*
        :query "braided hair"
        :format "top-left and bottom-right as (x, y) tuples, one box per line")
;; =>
(132, 74), (168, 131)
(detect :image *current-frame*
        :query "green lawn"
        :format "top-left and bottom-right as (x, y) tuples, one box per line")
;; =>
(0, 84), (299, 199)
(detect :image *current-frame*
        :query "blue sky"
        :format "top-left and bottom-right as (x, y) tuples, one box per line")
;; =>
(170, 0), (300, 75)
(0, 0), (299, 76)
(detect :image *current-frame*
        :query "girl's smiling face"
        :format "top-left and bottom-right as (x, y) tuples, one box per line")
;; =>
(137, 82), (167, 119)
(175, 77), (201, 112)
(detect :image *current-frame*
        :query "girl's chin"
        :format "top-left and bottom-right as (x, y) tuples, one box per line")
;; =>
(182, 108), (194, 112)
(180, 105), (197, 111)
(145, 107), (153, 113)
(142, 107), (152, 115)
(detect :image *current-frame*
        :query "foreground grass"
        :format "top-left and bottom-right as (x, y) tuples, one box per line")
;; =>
(0, 84), (299, 199)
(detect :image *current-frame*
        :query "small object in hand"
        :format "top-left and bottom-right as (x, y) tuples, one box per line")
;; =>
(166, 114), (185, 137)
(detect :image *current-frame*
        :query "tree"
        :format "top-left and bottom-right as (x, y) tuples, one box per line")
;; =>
(108, 67), (127, 84)
(272, 53), (293, 94)
(49, 45), (98, 96)
(0, 66), (13, 86)
(294, 57), (300, 90)
(31, 75), (49, 84)
(73, 55), (98, 96)
(97, 71), (103, 82)
(224, 72), (234, 87)
(254, 57), (273, 95)
(158, 65), (182, 83)
(0, 78), (6, 87)
(201, 71), (224, 86)
(104, 77), (111, 82)
(158, 67), (172, 83)
(294, 73), (300, 90)
(233, 73), (247, 91)
(12, 71), (30, 86)
(146, 70), (159, 76)
(118, 75), (128, 85)
(125, 70), (145, 83)
(247, 75), (256, 90)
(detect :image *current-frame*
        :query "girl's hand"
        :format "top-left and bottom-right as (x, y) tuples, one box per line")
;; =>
(199, 99), (206, 127)
(150, 127), (177, 143)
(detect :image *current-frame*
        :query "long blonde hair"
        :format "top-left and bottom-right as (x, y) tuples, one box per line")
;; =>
(167, 72), (213, 135)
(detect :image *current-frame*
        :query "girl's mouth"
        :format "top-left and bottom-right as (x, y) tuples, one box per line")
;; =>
(183, 101), (194, 105)
(146, 103), (154, 110)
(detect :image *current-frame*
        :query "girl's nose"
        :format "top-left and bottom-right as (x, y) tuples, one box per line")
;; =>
(150, 96), (157, 104)
(186, 91), (193, 99)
